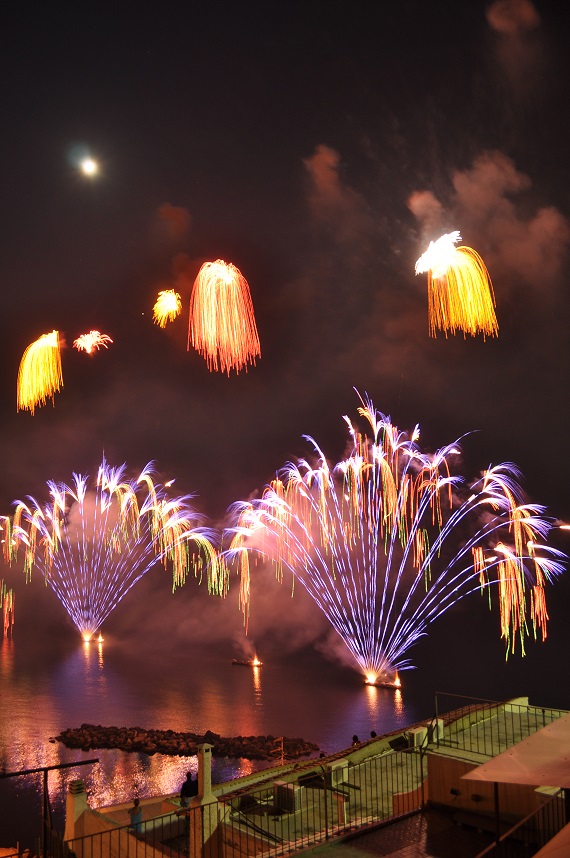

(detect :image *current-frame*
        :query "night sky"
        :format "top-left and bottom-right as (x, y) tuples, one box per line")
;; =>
(2, 1), (570, 672)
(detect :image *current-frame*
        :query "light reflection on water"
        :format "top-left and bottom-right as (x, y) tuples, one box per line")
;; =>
(0, 635), (424, 848)
(252, 664), (262, 705)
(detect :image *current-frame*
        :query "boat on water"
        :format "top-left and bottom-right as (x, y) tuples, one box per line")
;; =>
(372, 678), (400, 689)
(364, 670), (401, 689)
(232, 657), (263, 667)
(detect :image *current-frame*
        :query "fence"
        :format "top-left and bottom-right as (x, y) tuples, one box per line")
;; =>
(47, 695), (570, 858)
(434, 693), (567, 759)
(473, 788), (567, 857)
(62, 749), (426, 858)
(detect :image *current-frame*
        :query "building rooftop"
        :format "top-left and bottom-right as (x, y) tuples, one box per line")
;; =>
(61, 694), (570, 858)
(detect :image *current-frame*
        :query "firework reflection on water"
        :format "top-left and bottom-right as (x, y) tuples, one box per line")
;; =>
(0, 635), (417, 848)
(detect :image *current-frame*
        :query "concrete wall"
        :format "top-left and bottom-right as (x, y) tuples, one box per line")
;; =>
(393, 778), (427, 816)
(427, 754), (540, 822)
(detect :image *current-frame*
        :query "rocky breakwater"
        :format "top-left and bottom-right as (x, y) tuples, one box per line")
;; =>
(56, 724), (319, 761)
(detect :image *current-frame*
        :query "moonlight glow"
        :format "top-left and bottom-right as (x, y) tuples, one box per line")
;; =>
(80, 158), (98, 176)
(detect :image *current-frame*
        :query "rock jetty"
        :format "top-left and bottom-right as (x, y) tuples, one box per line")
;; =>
(56, 724), (319, 760)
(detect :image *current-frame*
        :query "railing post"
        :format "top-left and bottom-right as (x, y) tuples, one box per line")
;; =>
(63, 779), (89, 843)
(321, 766), (329, 840)
(189, 745), (220, 858)
(435, 694), (440, 748)
(493, 782), (500, 845)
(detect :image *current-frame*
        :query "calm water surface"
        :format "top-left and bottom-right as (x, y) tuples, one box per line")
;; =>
(3, 576), (570, 851)
(0, 634), (428, 848)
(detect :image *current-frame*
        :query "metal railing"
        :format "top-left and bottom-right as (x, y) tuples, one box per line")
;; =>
(49, 808), (188, 857)
(473, 789), (567, 857)
(62, 749), (427, 858)
(51, 696), (570, 858)
(435, 692), (568, 759)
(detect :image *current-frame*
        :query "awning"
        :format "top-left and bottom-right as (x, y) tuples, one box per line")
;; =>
(461, 712), (570, 787)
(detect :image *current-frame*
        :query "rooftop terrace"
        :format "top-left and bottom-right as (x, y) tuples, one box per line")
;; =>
(48, 694), (570, 858)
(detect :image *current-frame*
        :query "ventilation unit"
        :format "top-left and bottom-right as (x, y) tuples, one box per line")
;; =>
(273, 780), (304, 812)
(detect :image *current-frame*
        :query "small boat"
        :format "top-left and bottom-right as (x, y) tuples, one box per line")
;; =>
(364, 670), (401, 689)
(372, 678), (400, 689)
(232, 658), (263, 667)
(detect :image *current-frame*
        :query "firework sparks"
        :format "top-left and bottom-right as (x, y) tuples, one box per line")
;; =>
(225, 394), (564, 681)
(153, 290), (182, 328)
(415, 231), (498, 338)
(11, 459), (228, 640)
(188, 260), (261, 374)
(1, 580), (15, 638)
(73, 330), (113, 354)
(17, 330), (63, 414)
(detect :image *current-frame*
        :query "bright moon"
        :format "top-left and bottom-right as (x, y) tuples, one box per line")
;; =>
(80, 158), (98, 176)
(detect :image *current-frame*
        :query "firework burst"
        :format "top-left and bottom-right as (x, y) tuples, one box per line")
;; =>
(225, 394), (564, 681)
(17, 330), (63, 414)
(153, 290), (182, 328)
(73, 330), (113, 354)
(12, 459), (227, 640)
(188, 260), (261, 374)
(415, 231), (498, 338)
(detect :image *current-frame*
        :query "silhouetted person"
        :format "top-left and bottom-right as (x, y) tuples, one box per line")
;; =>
(352, 735), (359, 746)
(370, 731), (377, 739)
(128, 797), (143, 833)
(180, 771), (198, 806)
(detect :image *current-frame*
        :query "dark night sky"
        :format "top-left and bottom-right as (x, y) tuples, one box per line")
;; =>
(2, 0), (570, 671)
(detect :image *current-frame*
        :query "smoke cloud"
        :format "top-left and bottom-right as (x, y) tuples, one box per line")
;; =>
(303, 144), (376, 247)
(408, 150), (570, 293)
(105, 558), (330, 662)
(407, 191), (446, 244)
(156, 203), (192, 240)
(486, 0), (540, 35)
(485, 0), (544, 96)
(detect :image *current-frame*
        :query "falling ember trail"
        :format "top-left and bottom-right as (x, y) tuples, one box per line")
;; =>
(415, 231), (498, 338)
(188, 260), (261, 374)
(225, 393), (565, 681)
(1, 580), (15, 638)
(11, 459), (228, 640)
(17, 330), (63, 414)
(153, 290), (182, 328)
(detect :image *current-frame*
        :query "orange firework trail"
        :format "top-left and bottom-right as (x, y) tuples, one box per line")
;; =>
(1, 579), (14, 638)
(415, 231), (498, 338)
(73, 330), (113, 354)
(11, 459), (228, 641)
(188, 259), (261, 374)
(225, 394), (565, 680)
(17, 330), (63, 414)
(153, 290), (182, 327)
